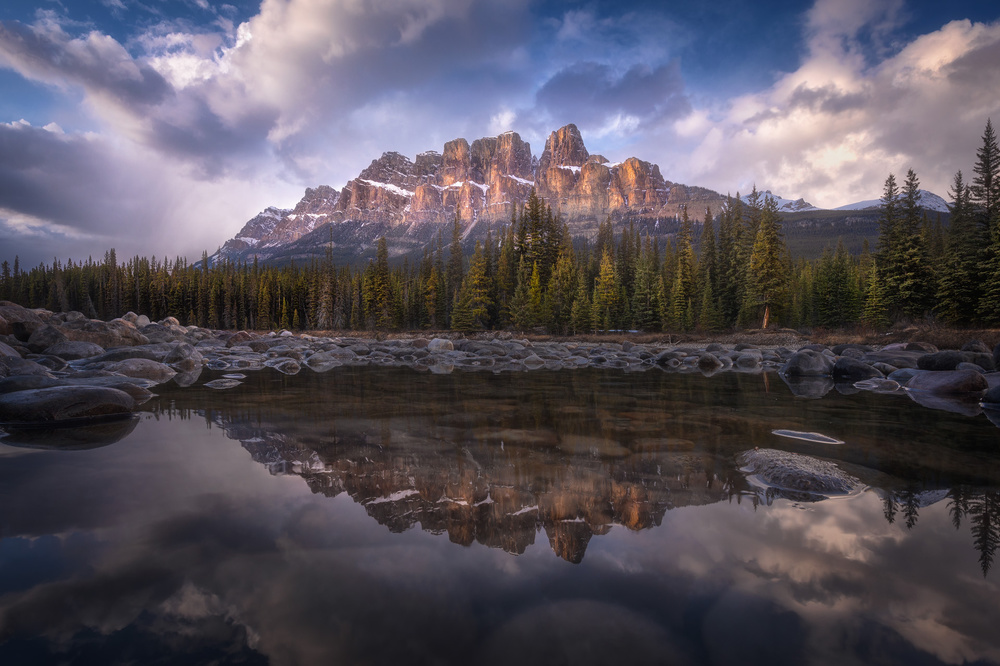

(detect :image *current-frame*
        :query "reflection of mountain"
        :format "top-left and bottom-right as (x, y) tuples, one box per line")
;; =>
(147, 366), (1000, 568)
(234, 425), (732, 563)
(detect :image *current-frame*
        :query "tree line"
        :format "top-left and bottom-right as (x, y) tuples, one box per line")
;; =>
(2, 120), (997, 334)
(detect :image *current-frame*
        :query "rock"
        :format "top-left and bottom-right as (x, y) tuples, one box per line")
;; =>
(427, 338), (454, 352)
(60, 318), (149, 348)
(0, 302), (45, 340)
(266, 358), (301, 375)
(44, 340), (106, 360)
(982, 385), (1000, 406)
(697, 353), (723, 372)
(853, 378), (901, 393)
(226, 331), (258, 348)
(103, 358), (178, 383)
(863, 350), (924, 369)
(204, 379), (242, 389)
(962, 339), (990, 354)
(780, 350), (834, 376)
(164, 343), (203, 371)
(304, 351), (344, 372)
(0, 386), (135, 424)
(83, 347), (163, 366)
(0, 340), (23, 358)
(905, 369), (989, 394)
(738, 448), (861, 496)
(172, 367), (203, 387)
(0, 355), (54, 378)
(832, 357), (883, 381)
(140, 323), (184, 344)
(888, 368), (922, 384)
(918, 350), (994, 372)
(781, 375), (834, 399)
(904, 342), (938, 353)
(26, 324), (68, 353)
(0, 375), (63, 394)
(956, 361), (986, 374)
(871, 362), (898, 375)
(832, 344), (873, 355)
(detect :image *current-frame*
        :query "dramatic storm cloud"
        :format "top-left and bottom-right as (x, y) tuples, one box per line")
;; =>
(0, 0), (998, 264)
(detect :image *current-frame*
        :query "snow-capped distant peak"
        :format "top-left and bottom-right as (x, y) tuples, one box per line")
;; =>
(740, 190), (820, 213)
(834, 189), (949, 213)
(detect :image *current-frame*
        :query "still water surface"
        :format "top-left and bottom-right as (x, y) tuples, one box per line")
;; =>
(1, 367), (999, 665)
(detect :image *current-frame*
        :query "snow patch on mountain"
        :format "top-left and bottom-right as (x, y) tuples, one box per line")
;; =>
(835, 189), (949, 213)
(740, 191), (820, 213)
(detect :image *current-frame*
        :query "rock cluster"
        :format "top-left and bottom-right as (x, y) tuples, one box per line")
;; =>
(2, 300), (1000, 429)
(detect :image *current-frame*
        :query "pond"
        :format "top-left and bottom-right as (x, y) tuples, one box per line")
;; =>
(1, 366), (999, 665)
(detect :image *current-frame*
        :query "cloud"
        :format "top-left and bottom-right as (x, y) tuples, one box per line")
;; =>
(663, 12), (1000, 207)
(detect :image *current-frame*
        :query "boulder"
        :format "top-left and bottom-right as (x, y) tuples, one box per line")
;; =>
(982, 385), (1000, 407)
(780, 350), (834, 376)
(427, 338), (454, 352)
(918, 350), (994, 372)
(103, 358), (178, 383)
(831, 344), (873, 355)
(832, 357), (883, 381)
(905, 369), (989, 394)
(0, 340), (22, 358)
(0, 302), (46, 340)
(0, 355), (54, 379)
(738, 448), (861, 496)
(863, 350), (924, 369)
(60, 318), (148, 348)
(0, 386), (135, 424)
(697, 353), (723, 372)
(26, 324), (68, 353)
(961, 339), (991, 354)
(45, 340), (106, 360)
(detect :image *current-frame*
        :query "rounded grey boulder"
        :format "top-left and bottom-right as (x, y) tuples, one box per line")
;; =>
(780, 349), (834, 377)
(905, 369), (989, 394)
(739, 448), (861, 496)
(0, 386), (136, 424)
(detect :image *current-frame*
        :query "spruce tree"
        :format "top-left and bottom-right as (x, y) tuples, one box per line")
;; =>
(744, 196), (788, 328)
(937, 171), (980, 323)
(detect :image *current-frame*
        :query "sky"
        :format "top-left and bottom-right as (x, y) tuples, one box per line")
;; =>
(1, 0), (999, 266)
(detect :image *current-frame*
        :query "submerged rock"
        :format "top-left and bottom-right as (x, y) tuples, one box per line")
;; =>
(738, 448), (862, 497)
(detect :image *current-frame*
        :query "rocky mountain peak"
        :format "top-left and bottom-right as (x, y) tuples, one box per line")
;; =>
(213, 123), (728, 266)
(540, 123), (589, 168)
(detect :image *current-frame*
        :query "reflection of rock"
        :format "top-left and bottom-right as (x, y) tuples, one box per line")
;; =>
(0, 415), (139, 449)
(780, 374), (834, 399)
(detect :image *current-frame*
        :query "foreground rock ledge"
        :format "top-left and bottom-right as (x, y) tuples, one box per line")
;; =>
(1, 301), (999, 427)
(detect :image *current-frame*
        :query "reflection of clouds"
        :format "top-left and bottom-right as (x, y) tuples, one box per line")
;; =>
(2, 380), (1000, 664)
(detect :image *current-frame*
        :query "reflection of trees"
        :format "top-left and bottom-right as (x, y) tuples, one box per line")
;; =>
(948, 487), (1000, 577)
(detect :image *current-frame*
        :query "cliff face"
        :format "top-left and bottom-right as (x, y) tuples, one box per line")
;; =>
(214, 123), (726, 264)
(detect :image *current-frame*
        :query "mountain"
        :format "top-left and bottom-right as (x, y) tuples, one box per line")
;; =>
(740, 190), (821, 213)
(213, 124), (954, 265)
(834, 189), (950, 213)
(213, 124), (727, 265)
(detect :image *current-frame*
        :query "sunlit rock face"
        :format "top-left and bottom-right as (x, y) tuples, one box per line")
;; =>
(212, 124), (726, 265)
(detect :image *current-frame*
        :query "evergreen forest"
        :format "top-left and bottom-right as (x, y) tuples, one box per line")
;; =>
(2, 121), (999, 335)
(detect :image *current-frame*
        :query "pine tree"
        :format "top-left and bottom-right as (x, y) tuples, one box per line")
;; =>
(451, 241), (492, 331)
(570, 266), (593, 333)
(591, 249), (620, 331)
(744, 196), (788, 328)
(895, 169), (932, 318)
(975, 119), (1000, 323)
(937, 171), (981, 324)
